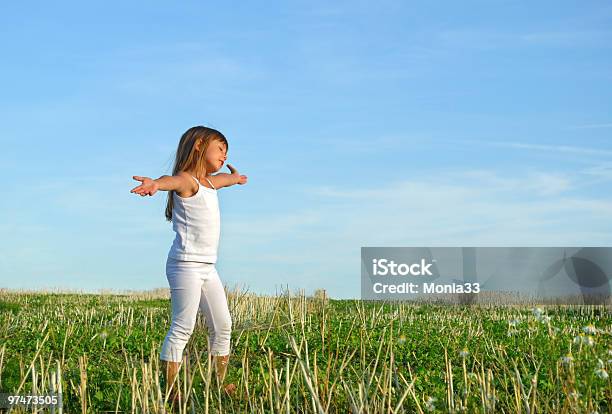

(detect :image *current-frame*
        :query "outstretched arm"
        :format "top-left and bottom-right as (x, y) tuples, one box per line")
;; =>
(130, 174), (192, 196)
(208, 164), (248, 189)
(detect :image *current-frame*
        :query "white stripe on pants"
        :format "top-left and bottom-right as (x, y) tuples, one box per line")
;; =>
(160, 257), (232, 362)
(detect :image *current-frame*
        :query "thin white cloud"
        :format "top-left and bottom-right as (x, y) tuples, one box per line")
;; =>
(460, 170), (572, 196)
(581, 162), (612, 183)
(320, 134), (432, 153)
(519, 30), (612, 46)
(312, 170), (572, 198)
(479, 141), (612, 157)
(436, 29), (612, 50)
(456, 141), (612, 189)
(569, 123), (612, 129)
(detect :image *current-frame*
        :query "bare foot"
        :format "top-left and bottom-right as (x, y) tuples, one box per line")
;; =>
(167, 390), (182, 410)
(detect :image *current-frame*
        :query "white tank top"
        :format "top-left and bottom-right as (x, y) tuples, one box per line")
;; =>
(168, 175), (220, 263)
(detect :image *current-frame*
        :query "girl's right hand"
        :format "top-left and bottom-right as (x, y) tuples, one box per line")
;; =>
(131, 176), (159, 196)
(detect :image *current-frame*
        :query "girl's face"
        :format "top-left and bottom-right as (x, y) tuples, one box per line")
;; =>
(204, 139), (228, 173)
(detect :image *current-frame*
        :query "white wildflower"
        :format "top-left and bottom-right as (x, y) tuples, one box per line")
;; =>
(537, 314), (551, 324)
(397, 335), (406, 345)
(573, 334), (595, 346)
(594, 368), (608, 380)
(459, 348), (469, 358)
(560, 355), (573, 365)
(508, 318), (520, 327)
(424, 396), (437, 412)
(532, 308), (550, 324)
(583, 325), (598, 335)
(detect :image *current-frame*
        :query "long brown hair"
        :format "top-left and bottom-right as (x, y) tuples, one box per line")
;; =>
(165, 126), (228, 221)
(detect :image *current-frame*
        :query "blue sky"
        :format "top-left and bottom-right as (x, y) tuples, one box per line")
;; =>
(1, 1), (611, 298)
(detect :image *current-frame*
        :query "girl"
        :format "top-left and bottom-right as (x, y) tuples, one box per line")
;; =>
(130, 126), (247, 401)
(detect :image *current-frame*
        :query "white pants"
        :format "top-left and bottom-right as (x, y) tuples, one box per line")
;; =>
(160, 257), (232, 362)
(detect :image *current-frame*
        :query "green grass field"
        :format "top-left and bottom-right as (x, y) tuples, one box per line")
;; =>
(0, 289), (610, 413)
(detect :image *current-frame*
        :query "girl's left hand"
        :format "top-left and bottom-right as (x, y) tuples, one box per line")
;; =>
(227, 164), (248, 185)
